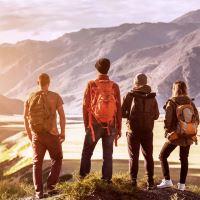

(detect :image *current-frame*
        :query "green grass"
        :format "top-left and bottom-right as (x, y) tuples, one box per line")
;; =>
(188, 185), (200, 195)
(0, 173), (200, 200)
(57, 172), (135, 200)
(56, 173), (200, 200)
(0, 180), (33, 200)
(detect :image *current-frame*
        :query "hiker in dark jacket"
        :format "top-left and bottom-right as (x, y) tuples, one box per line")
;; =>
(122, 73), (159, 190)
(157, 81), (199, 191)
(79, 58), (122, 183)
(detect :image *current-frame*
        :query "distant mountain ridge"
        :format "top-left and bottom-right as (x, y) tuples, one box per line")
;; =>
(0, 95), (23, 115)
(1, 10), (200, 114)
(172, 9), (200, 25)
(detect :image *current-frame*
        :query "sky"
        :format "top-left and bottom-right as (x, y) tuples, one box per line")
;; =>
(0, 0), (200, 44)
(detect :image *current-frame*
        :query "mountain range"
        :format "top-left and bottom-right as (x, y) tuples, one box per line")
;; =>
(1, 9), (200, 114)
(0, 95), (23, 115)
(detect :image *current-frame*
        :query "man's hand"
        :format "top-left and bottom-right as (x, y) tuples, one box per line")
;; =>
(59, 133), (65, 143)
(24, 101), (33, 142)
(57, 105), (66, 143)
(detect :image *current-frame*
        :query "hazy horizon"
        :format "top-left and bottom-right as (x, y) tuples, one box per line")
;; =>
(0, 0), (200, 44)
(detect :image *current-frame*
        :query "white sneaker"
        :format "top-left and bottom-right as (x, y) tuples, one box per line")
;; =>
(177, 183), (186, 191)
(157, 179), (173, 188)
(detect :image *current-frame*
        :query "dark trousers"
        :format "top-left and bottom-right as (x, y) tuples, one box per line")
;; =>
(159, 142), (190, 184)
(80, 124), (116, 180)
(127, 131), (154, 182)
(32, 132), (63, 196)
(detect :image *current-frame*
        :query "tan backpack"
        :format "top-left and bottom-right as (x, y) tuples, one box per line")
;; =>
(167, 99), (199, 143)
(28, 91), (53, 134)
(176, 103), (198, 137)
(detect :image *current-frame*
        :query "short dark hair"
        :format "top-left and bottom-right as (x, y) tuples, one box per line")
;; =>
(95, 58), (110, 74)
(38, 73), (50, 87)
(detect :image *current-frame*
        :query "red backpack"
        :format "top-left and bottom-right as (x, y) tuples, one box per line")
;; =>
(88, 79), (117, 142)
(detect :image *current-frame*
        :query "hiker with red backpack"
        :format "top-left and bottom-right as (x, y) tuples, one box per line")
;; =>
(157, 81), (199, 191)
(122, 73), (159, 190)
(79, 58), (122, 183)
(24, 73), (66, 199)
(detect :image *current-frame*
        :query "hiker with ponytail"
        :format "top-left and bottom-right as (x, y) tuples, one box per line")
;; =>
(157, 81), (199, 191)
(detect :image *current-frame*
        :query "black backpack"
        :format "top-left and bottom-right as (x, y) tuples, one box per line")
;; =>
(124, 91), (157, 132)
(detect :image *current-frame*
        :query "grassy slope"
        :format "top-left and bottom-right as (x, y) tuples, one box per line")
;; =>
(55, 173), (200, 200)
(1, 173), (200, 200)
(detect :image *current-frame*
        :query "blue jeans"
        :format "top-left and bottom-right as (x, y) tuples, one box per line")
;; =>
(79, 123), (116, 180)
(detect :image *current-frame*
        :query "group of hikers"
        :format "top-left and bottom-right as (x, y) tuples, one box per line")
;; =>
(24, 58), (199, 199)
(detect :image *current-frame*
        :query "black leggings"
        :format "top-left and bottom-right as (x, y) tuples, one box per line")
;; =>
(159, 142), (190, 184)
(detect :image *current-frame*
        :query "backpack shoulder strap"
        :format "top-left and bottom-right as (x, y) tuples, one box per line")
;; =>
(41, 92), (51, 116)
(169, 98), (179, 106)
(163, 98), (179, 110)
(29, 92), (42, 110)
(126, 92), (135, 119)
(89, 80), (97, 90)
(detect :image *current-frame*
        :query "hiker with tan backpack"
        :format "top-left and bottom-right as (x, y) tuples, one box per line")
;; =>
(79, 58), (122, 183)
(157, 81), (199, 191)
(24, 73), (66, 199)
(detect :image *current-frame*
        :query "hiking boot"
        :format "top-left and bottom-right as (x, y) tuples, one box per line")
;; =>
(79, 175), (86, 180)
(34, 194), (43, 199)
(101, 178), (113, 184)
(147, 180), (155, 190)
(34, 193), (48, 199)
(157, 179), (173, 189)
(177, 183), (186, 191)
(47, 189), (59, 196)
(131, 179), (137, 187)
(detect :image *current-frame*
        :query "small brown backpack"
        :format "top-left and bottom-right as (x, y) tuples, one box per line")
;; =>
(28, 91), (53, 134)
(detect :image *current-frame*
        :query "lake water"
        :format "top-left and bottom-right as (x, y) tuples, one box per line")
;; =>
(0, 115), (199, 169)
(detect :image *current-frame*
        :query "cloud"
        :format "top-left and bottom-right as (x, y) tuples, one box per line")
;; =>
(0, 0), (199, 43)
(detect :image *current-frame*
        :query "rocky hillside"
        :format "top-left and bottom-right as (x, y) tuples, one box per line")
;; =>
(172, 9), (200, 25)
(1, 10), (200, 114)
(0, 95), (23, 114)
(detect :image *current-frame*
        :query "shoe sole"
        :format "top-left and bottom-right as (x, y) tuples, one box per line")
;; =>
(157, 185), (173, 189)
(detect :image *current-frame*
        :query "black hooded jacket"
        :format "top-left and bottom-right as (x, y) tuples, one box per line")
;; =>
(122, 85), (159, 133)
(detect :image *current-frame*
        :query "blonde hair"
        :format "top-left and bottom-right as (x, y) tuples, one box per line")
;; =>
(172, 81), (187, 97)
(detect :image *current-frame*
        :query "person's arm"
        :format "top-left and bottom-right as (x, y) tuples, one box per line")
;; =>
(192, 102), (199, 124)
(23, 101), (32, 141)
(83, 82), (91, 130)
(153, 98), (160, 120)
(164, 101), (174, 136)
(121, 93), (131, 119)
(58, 105), (66, 143)
(115, 84), (122, 137)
